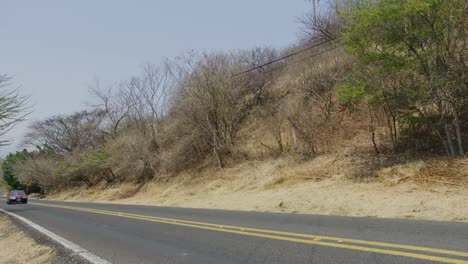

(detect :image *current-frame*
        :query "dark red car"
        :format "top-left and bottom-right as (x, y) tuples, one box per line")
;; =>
(6, 190), (28, 204)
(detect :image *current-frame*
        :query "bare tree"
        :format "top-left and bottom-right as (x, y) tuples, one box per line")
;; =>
(168, 49), (278, 168)
(124, 63), (173, 151)
(299, 0), (365, 41)
(0, 74), (30, 145)
(13, 156), (57, 193)
(23, 110), (106, 154)
(89, 79), (131, 138)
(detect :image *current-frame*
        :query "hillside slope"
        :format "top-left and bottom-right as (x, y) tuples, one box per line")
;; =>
(47, 156), (468, 222)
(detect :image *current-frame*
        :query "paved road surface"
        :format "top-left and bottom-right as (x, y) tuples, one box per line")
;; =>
(1, 199), (467, 264)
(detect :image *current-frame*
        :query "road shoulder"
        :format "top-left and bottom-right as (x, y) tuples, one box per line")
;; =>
(0, 210), (90, 264)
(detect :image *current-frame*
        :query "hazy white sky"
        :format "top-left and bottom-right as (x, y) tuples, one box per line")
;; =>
(0, 0), (311, 156)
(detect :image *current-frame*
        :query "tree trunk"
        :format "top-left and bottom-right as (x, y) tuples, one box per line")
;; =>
(443, 118), (456, 157)
(207, 112), (224, 168)
(385, 110), (397, 152)
(105, 168), (116, 183)
(435, 130), (450, 157)
(150, 121), (160, 152)
(392, 114), (397, 150)
(368, 106), (379, 155)
(372, 131), (380, 155)
(276, 127), (283, 153)
(213, 144), (224, 168)
(287, 117), (315, 156)
(453, 111), (464, 156)
(291, 125), (297, 148)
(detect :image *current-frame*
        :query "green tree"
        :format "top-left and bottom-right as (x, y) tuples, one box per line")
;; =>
(2, 149), (29, 189)
(341, 0), (468, 156)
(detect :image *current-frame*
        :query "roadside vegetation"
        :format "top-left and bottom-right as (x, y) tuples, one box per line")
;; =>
(0, 215), (54, 264)
(2, 0), (468, 196)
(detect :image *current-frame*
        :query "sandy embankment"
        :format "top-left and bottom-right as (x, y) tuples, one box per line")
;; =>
(48, 156), (468, 222)
(0, 215), (54, 264)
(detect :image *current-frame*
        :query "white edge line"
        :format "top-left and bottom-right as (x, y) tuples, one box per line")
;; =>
(0, 208), (111, 264)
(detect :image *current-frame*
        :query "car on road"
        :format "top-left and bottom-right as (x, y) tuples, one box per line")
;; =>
(6, 190), (28, 204)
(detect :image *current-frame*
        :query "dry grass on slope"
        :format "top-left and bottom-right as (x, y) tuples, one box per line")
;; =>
(47, 154), (468, 222)
(379, 159), (468, 187)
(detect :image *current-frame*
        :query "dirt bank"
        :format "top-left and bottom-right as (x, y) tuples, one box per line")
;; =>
(48, 157), (468, 222)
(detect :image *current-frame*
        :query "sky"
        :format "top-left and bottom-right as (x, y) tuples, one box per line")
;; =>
(0, 0), (311, 157)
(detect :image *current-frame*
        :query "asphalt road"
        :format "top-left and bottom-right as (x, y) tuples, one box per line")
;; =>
(0, 199), (467, 264)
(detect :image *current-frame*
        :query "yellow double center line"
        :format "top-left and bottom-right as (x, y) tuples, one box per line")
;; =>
(31, 202), (468, 264)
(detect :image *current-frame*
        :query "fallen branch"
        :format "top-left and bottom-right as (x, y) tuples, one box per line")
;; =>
(260, 141), (280, 153)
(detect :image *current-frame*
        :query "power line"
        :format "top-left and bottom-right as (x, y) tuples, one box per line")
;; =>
(228, 38), (335, 78)
(263, 43), (344, 75)
(279, 43), (344, 71)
